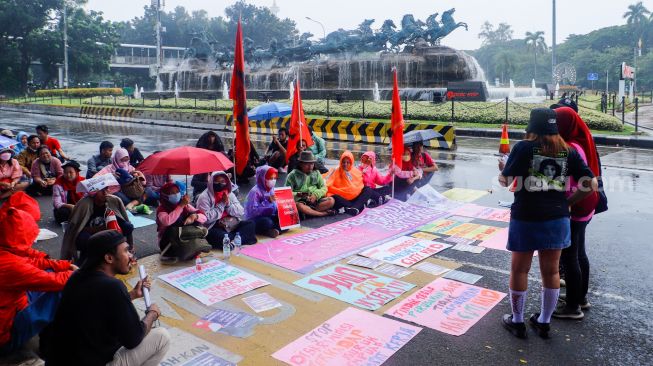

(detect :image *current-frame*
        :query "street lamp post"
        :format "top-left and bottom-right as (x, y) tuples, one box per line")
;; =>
(63, 1), (69, 88)
(305, 17), (326, 40)
(551, 0), (556, 83)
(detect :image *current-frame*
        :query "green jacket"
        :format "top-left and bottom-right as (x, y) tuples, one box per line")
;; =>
(308, 134), (326, 161)
(285, 169), (327, 201)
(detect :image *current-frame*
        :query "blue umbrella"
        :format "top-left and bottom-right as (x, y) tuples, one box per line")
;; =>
(247, 102), (292, 120)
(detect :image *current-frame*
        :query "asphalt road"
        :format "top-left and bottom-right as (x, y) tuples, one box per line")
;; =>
(1, 110), (652, 365)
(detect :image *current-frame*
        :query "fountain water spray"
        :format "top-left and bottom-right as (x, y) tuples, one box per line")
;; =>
(155, 75), (164, 92)
(222, 81), (229, 100)
(531, 79), (537, 97)
(373, 82), (381, 102)
(289, 82), (295, 102)
(509, 79), (516, 100)
(134, 84), (140, 99)
(174, 81), (180, 99)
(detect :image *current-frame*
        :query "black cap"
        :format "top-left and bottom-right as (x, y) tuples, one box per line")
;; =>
(62, 160), (81, 171)
(81, 230), (126, 270)
(551, 98), (578, 112)
(526, 108), (559, 135)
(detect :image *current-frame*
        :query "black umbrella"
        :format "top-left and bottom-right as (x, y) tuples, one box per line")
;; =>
(389, 129), (442, 147)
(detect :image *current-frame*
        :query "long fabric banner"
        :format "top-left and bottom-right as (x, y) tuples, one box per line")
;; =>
(386, 278), (505, 336)
(294, 265), (414, 310)
(241, 200), (447, 273)
(272, 307), (421, 366)
(158, 260), (269, 306)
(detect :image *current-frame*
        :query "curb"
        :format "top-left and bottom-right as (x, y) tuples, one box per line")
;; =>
(456, 127), (653, 149)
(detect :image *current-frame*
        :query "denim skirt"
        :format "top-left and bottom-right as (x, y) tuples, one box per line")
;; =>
(507, 217), (571, 252)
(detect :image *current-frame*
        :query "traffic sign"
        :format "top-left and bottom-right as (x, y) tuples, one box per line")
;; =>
(587, 73), (599, 81)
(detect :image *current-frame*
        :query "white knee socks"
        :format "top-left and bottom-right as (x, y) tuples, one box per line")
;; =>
(538, 287), (560, 323)
(509, 289), (527, 323)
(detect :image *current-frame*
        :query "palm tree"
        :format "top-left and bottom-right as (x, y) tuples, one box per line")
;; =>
(525, 31), (547, 81)
(623, 2), (650, 28)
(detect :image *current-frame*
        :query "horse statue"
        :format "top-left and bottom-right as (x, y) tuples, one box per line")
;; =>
(378, 19), (397, 51)
(424, 13), (442, 45)
(440, 8), (468, 39)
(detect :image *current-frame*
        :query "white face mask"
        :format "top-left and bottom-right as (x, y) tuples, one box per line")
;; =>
(167, 193), (181, 205)
(0, 152), (11, 161)
(266, 179), (277, 190)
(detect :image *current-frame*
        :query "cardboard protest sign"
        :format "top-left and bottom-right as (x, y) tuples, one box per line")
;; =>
(275, 186), (300, 230)
(272, 307), (421, 366)
(419, 219), (502, 241)
(443, 270), (483, 284)
(360, 236), (451, 267)
(159, 260), (269, 306)
(414, 262), (452, 276)
(386, 278), (505, 336)
(442, 188), (488, 203)
(375, 264), (413, 278)
(346, 256), (385, 269)
(241, 200), (447, 273)
(294, 265), (414, 310)
(451, 204), (511, 222)
(242, 293), (282, 313)
(193, 308), (261, 337)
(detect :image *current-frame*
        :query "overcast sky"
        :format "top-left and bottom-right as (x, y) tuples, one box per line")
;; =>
(86, 0), (644, 50)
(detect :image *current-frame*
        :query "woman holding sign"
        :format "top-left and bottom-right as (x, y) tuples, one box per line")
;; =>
(498, 108), (597, 339)
(245, 166), (282, 238)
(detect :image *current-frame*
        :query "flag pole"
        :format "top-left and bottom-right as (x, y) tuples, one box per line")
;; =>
(233, 118), (237, 182)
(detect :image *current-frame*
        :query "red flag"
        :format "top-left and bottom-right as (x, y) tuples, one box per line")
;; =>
(390, 68), (404, 167)
(286, 79), (314, 162)
(230, 19), (250, 175)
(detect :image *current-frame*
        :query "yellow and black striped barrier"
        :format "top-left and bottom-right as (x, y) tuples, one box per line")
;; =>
(80, 106), (135, 119)
(226, 114), (456, 150)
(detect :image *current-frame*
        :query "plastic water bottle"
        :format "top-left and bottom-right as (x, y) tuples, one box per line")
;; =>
(222, 234), (231, 261)
(195, 255), (202, 272)
(234, 232), (242, 256)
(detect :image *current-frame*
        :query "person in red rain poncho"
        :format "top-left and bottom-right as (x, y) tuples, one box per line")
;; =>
(0, 192), (76, 356)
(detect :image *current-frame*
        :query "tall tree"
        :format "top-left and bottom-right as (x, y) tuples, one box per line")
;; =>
(478, 21), (513, 46)
(624, 2), (650, 27)
(524, 31), (547, 81)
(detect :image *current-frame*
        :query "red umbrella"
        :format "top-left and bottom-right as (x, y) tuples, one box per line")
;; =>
(138, 146), (234, 175)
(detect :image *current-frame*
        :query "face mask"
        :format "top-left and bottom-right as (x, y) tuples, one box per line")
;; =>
(118, 161), (129, 169)
(266, 179), (276, 190)
(402, 154), (411, 162)
(167, 193), (181, 205)
(0, 152), (11, 161)
(213, 182), (227, 192)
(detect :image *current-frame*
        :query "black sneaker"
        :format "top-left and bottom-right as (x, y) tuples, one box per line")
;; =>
(529, 313), (551, 339)
(344, 207), (360, 216)
(502, 314), (527, 339)
(559, 294), (591, 310)
(552, 304), (584, 320)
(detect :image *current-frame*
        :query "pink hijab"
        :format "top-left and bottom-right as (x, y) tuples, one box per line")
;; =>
(97, 148), (134, 176)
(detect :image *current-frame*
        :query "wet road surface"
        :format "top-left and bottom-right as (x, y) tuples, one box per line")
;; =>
(1, 110), (652, 365)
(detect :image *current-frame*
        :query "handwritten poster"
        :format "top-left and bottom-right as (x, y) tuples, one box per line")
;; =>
(419, 219), (502, 241)
(242, 200), (447, 273)
(360, 236), (452, 267)
(272, 307), (421, 366)
(294, 265), (414, 310)
(193, 308), (261, 337)
(159, 260), (269, 306)
(275, 186), (300, 230)
(386, 278), (505, 336)
(442, 188), (488, 203)
(451, 204), (511, 222)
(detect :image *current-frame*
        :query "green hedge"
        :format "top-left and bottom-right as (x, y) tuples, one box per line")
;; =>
(35, 88), (123, 97)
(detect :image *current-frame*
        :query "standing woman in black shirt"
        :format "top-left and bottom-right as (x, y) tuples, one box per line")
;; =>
(498, 109), (598, 339)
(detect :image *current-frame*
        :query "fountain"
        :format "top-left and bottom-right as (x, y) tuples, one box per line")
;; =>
(508, 80), (516, 99)
(289, 82), (294, 101)
(531, 79), (537, 97)
(174, 81), (180, 99)
(133, 84), (140, 99)
(373, 82), (381, 102)
(155, 75), (164, 92)
(222, 81), (229, 100)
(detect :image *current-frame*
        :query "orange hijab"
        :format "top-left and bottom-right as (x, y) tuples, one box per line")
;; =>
(324, 151), (364, 201)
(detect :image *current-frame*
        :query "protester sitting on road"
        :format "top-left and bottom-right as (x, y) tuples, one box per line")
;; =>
(44, 230), (170, 366)
(286, 151), (343, 218)
(52, 160), (85, 225)
(261, 128), (288, 170)
(28, 146), (63, 197)
(324, 151), (378, 213)
(0, 129), (14, 140)
(245, 166), (282, 238)
(36, 125), (68, 161)
(120, 138), (145, 167)
(407, 141), (438, 187)
(498, 108), (597, 339)
(144, 173), (171, 207)
(16, 135), (40, 179)
(86, 140), (114, 179)
(308, 129), (328, 172)
(97, 148), (147, 212)
(0, 195), (75, 357)
(196, 131), (225, 153)
(358, 151), (396, 199)
(289, 138), (327, 174)
(156, 182), (210, 261)
(0, 147), (28, 201)
(553, 106), (601, 320)
(13, 132), (28, 155)
(60, 177), (134, 261)
(197, 171), (257, 247)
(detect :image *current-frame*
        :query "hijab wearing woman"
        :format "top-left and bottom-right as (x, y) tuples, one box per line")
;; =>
(324, 151), (364, 201)
(55, 160), (84, 205)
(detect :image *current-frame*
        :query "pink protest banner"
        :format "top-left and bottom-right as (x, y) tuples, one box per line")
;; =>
(241, 200), (447, 273)
(386, 278), (506, 336)
(451, 204), (511, 222)
(359, 236), (451, 267)
(272, 307), (421, 366)
(158, 260), (269, 306)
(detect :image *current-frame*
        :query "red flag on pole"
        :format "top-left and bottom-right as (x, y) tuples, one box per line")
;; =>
(286, 79), (314, 162)
(390, 68), (404, 167)
(230, 19), (250, 175)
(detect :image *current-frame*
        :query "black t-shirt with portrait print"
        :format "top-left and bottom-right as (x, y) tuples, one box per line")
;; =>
(502, 140), (594, 221)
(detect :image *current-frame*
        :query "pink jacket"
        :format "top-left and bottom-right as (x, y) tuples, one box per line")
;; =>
(156, 204), (207, 242)
(358, 152), (393, 188)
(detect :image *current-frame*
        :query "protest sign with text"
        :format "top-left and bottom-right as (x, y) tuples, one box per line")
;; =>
(275, 187), (300, 230)
(360, 236), (452, 267)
